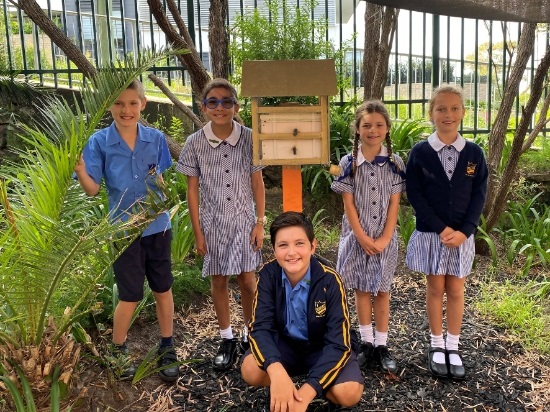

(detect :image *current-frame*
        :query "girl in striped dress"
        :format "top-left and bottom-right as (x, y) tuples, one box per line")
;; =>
(331, 100), (405, 373)
(177, 78), (266, 372)
(406, 84), (488, 380)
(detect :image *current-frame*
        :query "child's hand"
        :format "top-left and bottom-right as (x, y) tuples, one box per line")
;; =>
(74, 155), (86, 174)
(441, 230), (467, 248)
(194, 232), (207, 256)
(250, 224), (265, 251)
(373, 236), (391, 252)
(358, 235), (380, 256)
(439, 226), (454, 240)
(294, 383), (317, 412)
(268, 363), (299, 412)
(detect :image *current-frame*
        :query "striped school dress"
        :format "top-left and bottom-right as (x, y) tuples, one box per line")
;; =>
(177, 121), (263, 276)
(331, 146), (405, 293)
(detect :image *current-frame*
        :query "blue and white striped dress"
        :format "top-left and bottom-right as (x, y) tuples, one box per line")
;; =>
(331, 146), (405, 293)
(406, 133), (475, 278)
(176, 121), (263, 277)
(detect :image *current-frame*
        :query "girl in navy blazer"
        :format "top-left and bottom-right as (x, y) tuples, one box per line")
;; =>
(406, 84), (488, 380)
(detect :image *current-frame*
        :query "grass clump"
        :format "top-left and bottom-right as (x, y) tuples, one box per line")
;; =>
(476, 279), (550, 355)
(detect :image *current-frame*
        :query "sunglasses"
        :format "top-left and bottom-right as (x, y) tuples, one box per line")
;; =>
(203, 98), (237, 109)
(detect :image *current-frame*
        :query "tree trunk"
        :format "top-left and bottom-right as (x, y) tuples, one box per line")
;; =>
(209, 0), (230, 79)
(12, 0), (97, 78)
(484, 23), (536, 220)
(485, 41), (550, 230)
(363, 3), (399, 100)
(148, 0), (211, 102)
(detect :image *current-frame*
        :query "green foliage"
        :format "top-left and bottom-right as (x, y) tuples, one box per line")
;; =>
(397, 205), (416, 248)
(171, 264), (211, 309)
(390, 118), (431, 163)
(477, 280), (550, 354)
(229, 0), (333, 85)
(0, 50), (177, 348)
(130, 346), (198, 384)
(496, 193), (550, 275)
(475, 215), (498, 268)
(520, 136), (550, 174)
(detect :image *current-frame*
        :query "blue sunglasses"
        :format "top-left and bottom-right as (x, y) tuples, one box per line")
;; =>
(203, 98), (237, 109)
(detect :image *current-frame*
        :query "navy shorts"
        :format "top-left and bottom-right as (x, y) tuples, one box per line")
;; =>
(247, 336), (363, 390)
(113, 229), (173, 302)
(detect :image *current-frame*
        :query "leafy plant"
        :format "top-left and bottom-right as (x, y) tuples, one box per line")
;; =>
(496, 193), (550, 275)
(397, 205), (416, 248)
(390, 118), (431, 163)
(0, 50), (178, 405)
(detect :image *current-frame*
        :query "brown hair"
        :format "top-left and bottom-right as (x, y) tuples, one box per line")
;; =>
(269, 212), (315, 246)
(201, 78), (238, 101)
(429, 83), (465, 114)
(127, 79), (145, 100)
(350, 100), (397, 177)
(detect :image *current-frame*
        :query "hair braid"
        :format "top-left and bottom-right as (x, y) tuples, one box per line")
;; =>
(351, 132), (360, 178)
(384, 131), (401, 172)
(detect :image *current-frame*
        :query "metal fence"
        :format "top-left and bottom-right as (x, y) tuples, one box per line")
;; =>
(1, 0), (549, 137)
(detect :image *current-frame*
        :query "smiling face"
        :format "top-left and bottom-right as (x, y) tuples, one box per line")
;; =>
(109, 88), (146, 129)
(356, 112), (389, 150)
(273, 225), (317, 283)
(430, 92), (465, 137)
(201, 86), (239, 129)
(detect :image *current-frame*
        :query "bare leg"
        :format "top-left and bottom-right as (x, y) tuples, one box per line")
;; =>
(237, 271), (257, 327)
(426, 275), (446, 336)
(241, 353), (271, 386)
(326, 381), (364, 408)
(112, 300), (139, 345)
(153, 289), (174, 337)
(445, 275), (466, 335)
(355, 290), (373, 327)
(373, 291), (390, 333)
(211, 275), (231, 329)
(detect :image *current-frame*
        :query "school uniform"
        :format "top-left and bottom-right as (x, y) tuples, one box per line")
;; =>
(249, 256), (362, 397)
(81, 121), (173, 301)
(176, 121), (263, 277)
(405, 133), (488, 277)
(83, 122), (172, 235)
(331, 146), (405, 293)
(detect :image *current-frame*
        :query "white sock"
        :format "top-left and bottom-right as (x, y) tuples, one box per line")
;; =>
(430, 333), (446, 364)
(446, 333), (462, 366)
(359, 324), (374, 344)
(242, 325), (249, 342)
(220, 326), (233, 340)
(374, 330), (388, 347)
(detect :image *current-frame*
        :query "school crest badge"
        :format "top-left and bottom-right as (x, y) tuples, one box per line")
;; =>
(315, 300), (326, 318)
(466, 162), (477, 176)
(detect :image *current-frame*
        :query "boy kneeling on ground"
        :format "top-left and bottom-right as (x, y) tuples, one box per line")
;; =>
(241, 212), (364, 412)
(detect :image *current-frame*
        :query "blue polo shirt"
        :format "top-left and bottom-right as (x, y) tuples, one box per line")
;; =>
(282, 266), (311, 341)
(81, 122), (172, 236)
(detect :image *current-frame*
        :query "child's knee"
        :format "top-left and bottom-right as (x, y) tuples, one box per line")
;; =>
(240, 354), (266, 386)
(328, 381), (364, 407)
(211, 275), (229, 292)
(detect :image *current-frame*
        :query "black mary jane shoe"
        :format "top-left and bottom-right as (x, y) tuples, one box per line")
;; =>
(212, 338), (238, 372)
(427, 346), (448, 378)
(446, 349), (466, 380)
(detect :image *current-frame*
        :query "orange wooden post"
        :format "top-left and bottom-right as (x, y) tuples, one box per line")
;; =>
(282, 165), (302, 212)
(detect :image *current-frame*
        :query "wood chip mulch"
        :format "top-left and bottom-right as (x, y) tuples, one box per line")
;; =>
(139, 255), (549, 412)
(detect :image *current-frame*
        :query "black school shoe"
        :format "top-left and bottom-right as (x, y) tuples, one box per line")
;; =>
(107, 343), (137, 381)
(373, 345), (398, 373)
(157, 345), (179, 383)
(356, 341), (374, 370)
(212, 338), (239, 372)
(427, 346), (448, 378)
(446, 350), (466, 380)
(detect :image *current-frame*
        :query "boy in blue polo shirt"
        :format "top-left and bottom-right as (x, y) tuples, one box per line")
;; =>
(74, 80), (179, 382)
(241, 212), (364, 412)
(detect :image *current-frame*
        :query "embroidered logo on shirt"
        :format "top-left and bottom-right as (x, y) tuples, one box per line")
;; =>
(148, 164), (157, 175)
(315, 300), (326, 318)
(466, 162), (477, 176)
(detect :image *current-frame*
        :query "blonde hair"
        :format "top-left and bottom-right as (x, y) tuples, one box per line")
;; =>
(429, 83), (465, 114)
(350, 100), (397, 177)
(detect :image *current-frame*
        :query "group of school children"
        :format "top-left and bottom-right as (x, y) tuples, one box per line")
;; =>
(73, 77), (488, 412)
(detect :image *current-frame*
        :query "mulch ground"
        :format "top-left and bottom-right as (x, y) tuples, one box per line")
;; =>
(74, 251), (550, 412)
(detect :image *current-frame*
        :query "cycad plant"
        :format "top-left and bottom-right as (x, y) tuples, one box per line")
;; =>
(0, 50), (176, 405)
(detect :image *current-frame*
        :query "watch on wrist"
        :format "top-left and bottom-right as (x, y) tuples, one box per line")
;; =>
(256, 216), (267, 226)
